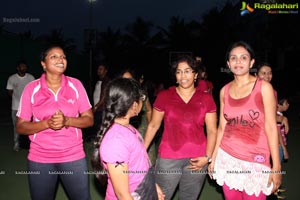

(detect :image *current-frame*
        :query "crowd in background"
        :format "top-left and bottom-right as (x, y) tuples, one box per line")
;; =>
(6, 40), (291, 200)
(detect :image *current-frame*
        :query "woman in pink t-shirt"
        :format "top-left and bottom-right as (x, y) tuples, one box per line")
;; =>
(91, 78), (164, 200)
(16, 45), (94, 200)
(210, 41), (282, 200)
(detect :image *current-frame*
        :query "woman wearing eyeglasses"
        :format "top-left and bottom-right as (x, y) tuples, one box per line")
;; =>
(16, 45), (94, 200)
(210, 41), (282, 200)
(143, 55), (218, 199)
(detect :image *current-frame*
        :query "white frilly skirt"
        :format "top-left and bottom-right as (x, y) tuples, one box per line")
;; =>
(212, 148), (274, 197)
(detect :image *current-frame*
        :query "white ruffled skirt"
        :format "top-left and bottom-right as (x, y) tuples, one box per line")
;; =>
(212, 148), (273, 197)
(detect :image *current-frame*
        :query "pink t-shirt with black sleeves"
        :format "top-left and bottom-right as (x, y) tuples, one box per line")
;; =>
(17, 73), (92, 163)
(100, 123), (150, 200)
(154, 86), (217, 159)
(220, 78), (271, 167)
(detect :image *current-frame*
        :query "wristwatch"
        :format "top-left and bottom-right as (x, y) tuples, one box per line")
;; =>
(205, 155), (212, 164)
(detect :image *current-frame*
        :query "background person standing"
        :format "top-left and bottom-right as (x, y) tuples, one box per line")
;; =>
(93, 63), (111, 131)
(6, 60), (35, 151)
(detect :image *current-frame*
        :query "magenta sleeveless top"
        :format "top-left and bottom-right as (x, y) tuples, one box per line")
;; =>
(220, 78), (270, 167)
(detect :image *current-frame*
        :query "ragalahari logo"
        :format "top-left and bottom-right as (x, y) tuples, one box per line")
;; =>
(240, 1), (255, 16)
(240, 1), (298, 15)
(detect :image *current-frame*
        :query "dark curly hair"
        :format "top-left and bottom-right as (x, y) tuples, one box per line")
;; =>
(170, 54), (199, 85)
(40, 44), (65, 62)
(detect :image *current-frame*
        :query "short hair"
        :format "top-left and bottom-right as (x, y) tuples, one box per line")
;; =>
(16, 60), (27, 67)
(256, 62), (272, 73)
(171, 54), (198, 75)
(278, 97), (288, 106)
(96, 62), (110, 71)
(40, 44), (65, 62)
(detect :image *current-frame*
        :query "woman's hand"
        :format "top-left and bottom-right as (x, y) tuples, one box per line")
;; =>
(156, 184), (165, 200)
(49, 110), (66, 130)
(188, 156), (208, 171)
(208, 160), (215, 179)
(268, 168), (282, 193)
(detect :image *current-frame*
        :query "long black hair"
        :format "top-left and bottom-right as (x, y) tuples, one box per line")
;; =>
(91, 77), (144, 184)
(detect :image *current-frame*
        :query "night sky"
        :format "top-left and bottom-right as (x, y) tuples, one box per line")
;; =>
(1, 0), (238, 49)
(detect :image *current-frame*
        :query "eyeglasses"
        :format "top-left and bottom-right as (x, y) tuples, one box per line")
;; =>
(48, 54), (67, 61)
(176, 69), (194, 76)
(229, 54), (250, 64)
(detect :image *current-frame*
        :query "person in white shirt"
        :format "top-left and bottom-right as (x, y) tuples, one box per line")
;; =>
(91, 64), (111, 139)
(93, 79), (102, 107)
(6, 60), (35, 151)
(93, 64), (110, 109)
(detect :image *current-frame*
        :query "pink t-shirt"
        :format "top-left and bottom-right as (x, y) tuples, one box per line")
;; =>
(221, 78), (271, 167)
(154, 86), (216, 159)
(17, 73), (92, 163)
(100, 123), (150, 200)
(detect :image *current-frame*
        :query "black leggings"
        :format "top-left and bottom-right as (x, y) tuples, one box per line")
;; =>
(28, 158), (91, 200)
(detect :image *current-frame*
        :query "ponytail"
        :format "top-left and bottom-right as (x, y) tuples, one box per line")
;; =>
(91, 109), (115, 185)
